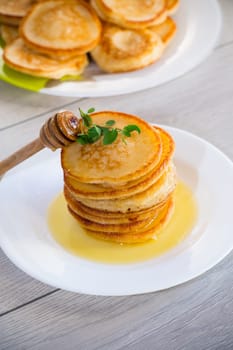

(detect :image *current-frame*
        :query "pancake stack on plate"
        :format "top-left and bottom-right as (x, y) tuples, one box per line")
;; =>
(61, 111), (176, 243)
(0, 0), (179, 79)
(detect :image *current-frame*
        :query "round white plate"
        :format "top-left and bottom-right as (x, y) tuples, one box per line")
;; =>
(0, 126), (233, 296)
(0, 0), (221, 97)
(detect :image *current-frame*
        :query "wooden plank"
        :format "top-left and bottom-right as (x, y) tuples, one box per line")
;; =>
(0, 254), (232, 350)
(219, 0), (233, 46)
(0, 251), (56, 315)
(0, 3), (233, 347)
(0, 81), (79, 129)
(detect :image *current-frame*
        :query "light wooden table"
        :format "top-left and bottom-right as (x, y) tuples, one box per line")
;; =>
(1, 1), (233, 349)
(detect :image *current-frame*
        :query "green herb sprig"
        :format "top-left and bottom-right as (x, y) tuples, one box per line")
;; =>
(76, 108), (141, 145)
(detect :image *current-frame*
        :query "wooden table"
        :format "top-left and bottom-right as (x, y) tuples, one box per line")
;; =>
(1, 1), (233, 349)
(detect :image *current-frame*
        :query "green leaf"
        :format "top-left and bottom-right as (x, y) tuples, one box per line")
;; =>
(79, 108), (92, 127)
(76, 134), (89, 145)
(121, 129), (130, 137)
(75, 111), (140, 146)
(103, 128), (118, 145)
(122, 124), (141, 137)
(105, 120), (116, 127)
(87, 125), (102, 143)
(87, 107), (95, 113)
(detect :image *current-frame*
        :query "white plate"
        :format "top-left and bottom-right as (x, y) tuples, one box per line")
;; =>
(0, 126), (233, 296)
(39, 0), (221, 97)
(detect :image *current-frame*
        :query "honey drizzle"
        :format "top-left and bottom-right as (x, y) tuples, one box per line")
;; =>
(48, 182), (197, 264)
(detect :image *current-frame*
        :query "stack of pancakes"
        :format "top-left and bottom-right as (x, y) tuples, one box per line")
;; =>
(0, 0), (179, 78)
(61, 111), (176, 243)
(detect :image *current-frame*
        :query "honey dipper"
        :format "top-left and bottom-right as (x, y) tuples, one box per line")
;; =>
(0, 111), (80, 177)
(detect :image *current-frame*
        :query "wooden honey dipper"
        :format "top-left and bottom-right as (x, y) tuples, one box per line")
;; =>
(0, 111), (80, 177)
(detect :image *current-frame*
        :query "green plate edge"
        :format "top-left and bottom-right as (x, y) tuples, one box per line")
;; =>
(0, 37), (82, 92)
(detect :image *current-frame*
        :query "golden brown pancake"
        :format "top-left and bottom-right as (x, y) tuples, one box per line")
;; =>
(20, 0), (102, 57)
(64, 185), (169, 225)
(149, 17), (176, 46)
(3, 38), (88, 79)
(91, 0), (167, 29)
(90, 23), (164, 73)
(0, 0), (35, 26)
(64, 185), (169, 218)
(68, 206), (155, 233)
(64, 127), (175, 199)
(74, 161), (176, 212)
(166, 0), (179, 15)
(62, 111), (163, 184)
(82, 197), (174, 243)
(0, 24), (18, 44)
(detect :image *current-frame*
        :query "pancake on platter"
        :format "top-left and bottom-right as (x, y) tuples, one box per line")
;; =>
(166, 0), (179, 15)
(20, 0), (102, 58)
(91, 0), (167, 29)
(149, 17), (176, 46)
(0, 0), (35, 26)
(91, 23), (164, 73)
(3, 38), (88, 79)
(60, 110), (177, 244)
(64, 127), (175, 199)
(0, 24), (18, 44)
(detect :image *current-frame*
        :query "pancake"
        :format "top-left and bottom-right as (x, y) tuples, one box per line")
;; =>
(61, 110), (177, 243)
(75, 161), (176, 212)
(64, 185), (169, 224)
(20, 0), (102, 57)
(68, 205), (155, 232)
(91, 23), (164, 73)
(64, 185), (169, 218)
(64, 127), (175, 199)
(82, 197), (174, 243)
(91, 0), (167, 29)
(0, 24), (18, 44)
(149, 17), (176, 46)
(3, 38), (88, 79)
(0, 0), (35, 26)
(62, 111), (162, 184)
(166, 0), (179, 15)
(67, 197), (170, 232)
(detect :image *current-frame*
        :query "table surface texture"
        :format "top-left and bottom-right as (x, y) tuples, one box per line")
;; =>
(1, 1), (233, 349)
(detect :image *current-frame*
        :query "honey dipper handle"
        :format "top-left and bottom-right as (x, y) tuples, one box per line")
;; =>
(0, 138), (44, 177)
